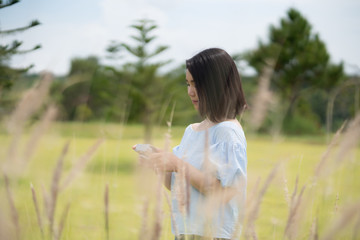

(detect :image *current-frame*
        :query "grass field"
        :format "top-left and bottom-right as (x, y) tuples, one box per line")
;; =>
(0, 122), (359, 240)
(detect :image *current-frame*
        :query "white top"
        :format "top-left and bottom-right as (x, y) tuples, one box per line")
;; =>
(171, 121), (247, 238)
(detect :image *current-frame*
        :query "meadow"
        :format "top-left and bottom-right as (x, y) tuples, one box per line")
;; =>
(1, 121), (359, 240)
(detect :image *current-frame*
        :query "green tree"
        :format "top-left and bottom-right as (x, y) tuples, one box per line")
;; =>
(0, 0), (41, 93)
(60, 57), (98, 121)
(107, 19), (171, 143)
(59, 56), (130, 122)
(245, 8), (344, 131)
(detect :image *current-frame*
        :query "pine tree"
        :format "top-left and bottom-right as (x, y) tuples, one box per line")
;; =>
(107, 19), (170, 143)
(0, 0), (41, 92)
(245, 8), (344, 117)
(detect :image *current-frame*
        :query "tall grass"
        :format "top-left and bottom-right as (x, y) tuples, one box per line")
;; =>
(1, 74), (104, 240)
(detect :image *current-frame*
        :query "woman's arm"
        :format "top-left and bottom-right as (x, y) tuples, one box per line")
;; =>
(141, 151), (238, 203)
(174, 155), (238, 203)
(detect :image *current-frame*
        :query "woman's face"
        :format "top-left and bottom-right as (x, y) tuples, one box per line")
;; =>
(186, 70), (199, 110)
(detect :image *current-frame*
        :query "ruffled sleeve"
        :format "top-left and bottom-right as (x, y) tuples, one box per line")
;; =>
(209, 141), (247, 188)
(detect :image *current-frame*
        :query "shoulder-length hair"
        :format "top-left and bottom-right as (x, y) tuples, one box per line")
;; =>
(186, 48), (247, 122)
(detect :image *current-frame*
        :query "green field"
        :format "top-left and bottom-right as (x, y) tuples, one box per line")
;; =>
(0, 122), (359, 240)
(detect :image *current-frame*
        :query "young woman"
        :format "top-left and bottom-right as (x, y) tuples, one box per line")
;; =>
(135, 48), (247, 240)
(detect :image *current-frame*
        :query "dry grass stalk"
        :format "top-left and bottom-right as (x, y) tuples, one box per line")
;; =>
(6, 72), (52, 134)
(61, 138), (104, 190)
(336, 114), (360, 163)
(334, 193), (339, 215)
(167, 102), (176, 129)
(353, 213), (360, 240)
(170, 104), (189, 217)
(250, 59), (275, 130)
(185, 165), (190, 215)
(104, 183), (109, 240)
(157, 97), (172, 127)
(243, 223), (258, 240)
(0, 210), (11, 240)
(30, 183), (44, 239)
(198, 129), (224, 237)
(321, 202), (360, 240)
(202, 190), (237, 238)
(314, 121), (346, 177)
(282, 167), (291, 207)
(41, 183), (50, 224)
(290, 175), (299, 208)
(163, 189), (179, 237)
(5, 72), (53, 174)
(284, 185), (306, 239)
(3, 173), (20, 240)
(23, 105), (58, 163)
(173, 162), (189, 216)
(163, 102), (176, 152)
(200, 128), (223, 233)
(139, 197), (150, 240)
(164, 131), (172, 153)
(205, 187), (243, 238)
(231, 176), (248, 240)
(202, 130), (217, 194)
(161, 112), (174, 189)
(48, 141), (70, 236)
(55, 202), (70, 240)
(251, 224), (259, 240)
(151, 174), (164, 240)
(246, 177), (261, 209)
(308, 217), (318, 240)
(245, 164), (279, 240)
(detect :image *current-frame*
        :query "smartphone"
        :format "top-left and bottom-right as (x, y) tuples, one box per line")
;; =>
(132, 144), (156, 155)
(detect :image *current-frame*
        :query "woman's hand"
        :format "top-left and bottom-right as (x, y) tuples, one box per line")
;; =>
(134, 145), (239, 202)
(138, 149), (179, 173)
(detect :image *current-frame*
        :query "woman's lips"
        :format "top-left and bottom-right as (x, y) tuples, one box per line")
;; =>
(192, 100), (198, 104)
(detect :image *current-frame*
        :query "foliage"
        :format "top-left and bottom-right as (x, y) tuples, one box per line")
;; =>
(59, 56), (130, 122)
(107, 19), (174, 142)
(0, 73), (45, 120)
(0, 0), (41, 91)
(303, 87), (358, 132)
(283, 110), (323, 135)
(245, 8), (344, 123)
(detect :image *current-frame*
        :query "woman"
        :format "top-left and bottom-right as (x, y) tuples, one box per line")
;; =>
(135, 48), (247, 240)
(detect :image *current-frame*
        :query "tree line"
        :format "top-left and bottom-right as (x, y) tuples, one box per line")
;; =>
(1, 2), (359, 140)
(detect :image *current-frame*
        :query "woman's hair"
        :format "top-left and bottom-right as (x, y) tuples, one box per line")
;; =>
(186, 48), (247, 122)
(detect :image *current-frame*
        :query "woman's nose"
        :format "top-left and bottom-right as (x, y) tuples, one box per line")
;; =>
(188, 86), (195, 97)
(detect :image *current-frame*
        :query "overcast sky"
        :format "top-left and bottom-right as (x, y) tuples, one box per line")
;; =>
(1, 0), (359, 76)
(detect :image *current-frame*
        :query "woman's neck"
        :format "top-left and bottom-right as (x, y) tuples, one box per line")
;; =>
(193, 118), (239, 131)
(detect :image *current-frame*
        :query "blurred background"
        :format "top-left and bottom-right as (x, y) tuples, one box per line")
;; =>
(1, 0), (360, 138)
(1, 1), (360, 240)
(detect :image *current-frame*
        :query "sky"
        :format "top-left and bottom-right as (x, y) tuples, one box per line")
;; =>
(1, 0), (359, 76)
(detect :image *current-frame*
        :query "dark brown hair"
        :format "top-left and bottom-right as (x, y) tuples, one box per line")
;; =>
(186, 48), (247, 122)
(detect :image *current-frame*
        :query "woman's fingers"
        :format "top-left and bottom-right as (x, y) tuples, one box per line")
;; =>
(138, 151), (175, 172)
